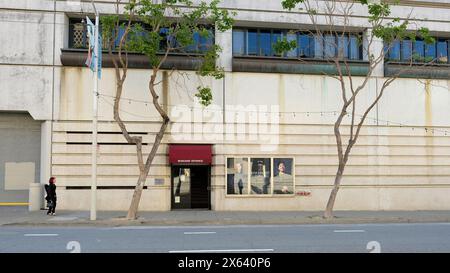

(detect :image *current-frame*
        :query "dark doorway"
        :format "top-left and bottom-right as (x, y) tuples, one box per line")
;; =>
(171, 165), (211, 210)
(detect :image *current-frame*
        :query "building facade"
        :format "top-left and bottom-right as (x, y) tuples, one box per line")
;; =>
(1, 0), (450, 211)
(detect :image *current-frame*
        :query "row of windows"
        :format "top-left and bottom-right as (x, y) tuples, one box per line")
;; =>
(232, 28), (362, 60)
(69, 20), (214, 54)
(385, 39), (450, 63)
(70, 20), (450, 65)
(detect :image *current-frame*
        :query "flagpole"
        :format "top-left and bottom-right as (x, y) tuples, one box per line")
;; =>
(91, 6), (99, 221)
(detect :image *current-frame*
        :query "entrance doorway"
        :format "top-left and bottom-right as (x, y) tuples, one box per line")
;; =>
(171, 166), (211, 210)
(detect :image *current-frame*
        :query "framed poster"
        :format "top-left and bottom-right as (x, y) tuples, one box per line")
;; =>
(273, 158), (294, 194)
(226, 158), (249, 195)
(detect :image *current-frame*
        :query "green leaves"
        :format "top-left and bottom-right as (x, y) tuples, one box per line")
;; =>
(418, 27), (435, 44)
(281, 0), (304, 11)
(195, 86), (213, 106)
(198, 44), (225, 79)
(273, 36), (297, 56)
(112, 0), (233, 107)
(367, 3), (391, 22)
(101, 15), (119, 47)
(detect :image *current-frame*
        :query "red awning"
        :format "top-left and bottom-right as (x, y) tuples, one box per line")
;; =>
(169, 144), (212, 165)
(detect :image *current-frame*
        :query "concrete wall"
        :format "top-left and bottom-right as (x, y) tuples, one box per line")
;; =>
(0, 113), (41, 203)
(53, 68), (450, 211)
(0, 1), (66, 193)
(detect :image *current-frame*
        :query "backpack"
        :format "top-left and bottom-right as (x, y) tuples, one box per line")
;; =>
(44, 184), (50, 202)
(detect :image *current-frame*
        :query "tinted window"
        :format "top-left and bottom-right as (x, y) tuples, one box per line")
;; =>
(114, 26), (126, 48)
(247, 29), (258, 55)
(271, 31), (282, 56)
(437, 40), (448, 63)
(185, 31), (200, 52)
(349, 35), (359, 60)
(324, 34), (336, 58)
(314, 35), (324, 58)
(286, 33), (297, 57)
(229, 28), (362, 60)
(388, 40), (401, 60)
(199, 30), (213, 52)
(425, 42), (436, 60)
(233, 29), (246, 55)
(401, 40), (412, 61)
(259, 30), (271, 56)
(298, 34), (311, 57)
(337, 35), (349, 59)
(414, 40), (425, 59)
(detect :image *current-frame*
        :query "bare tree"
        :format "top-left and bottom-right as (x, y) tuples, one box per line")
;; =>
(279, 0), (434, 218)
(101, 0), (233, 219)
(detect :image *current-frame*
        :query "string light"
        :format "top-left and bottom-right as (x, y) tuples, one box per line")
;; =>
(97, 93), (450, 137)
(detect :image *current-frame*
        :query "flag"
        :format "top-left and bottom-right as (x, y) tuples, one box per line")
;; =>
(85, 16), (102, 79)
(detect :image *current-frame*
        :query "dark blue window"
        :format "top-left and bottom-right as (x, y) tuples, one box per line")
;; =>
(298, 34), (311, 57)
(199, 30), (213, 52)
(388, 40), (401, 60)
(413, 40), (425, 59)
(324, 34), (336, 58)
(233, 29), (246, 55)
(259, 30), (271, 56)
(114, 26), (126, 48)
(425, 42), (436, 60)
(437, 40), (448, 63)
(314, 35), (324, 58)
(185, 31), (200, 52)
(337, 35), (349, 59)
(386, 38), (449, 64)
(247, 29), (258, 55)
(286, 33), (297, 57)
(349, 35), (359, 60)
(383, 44), (389, 57)
(159, 27), (170, 50)
(230, 28), (363, 60)
(271, 31), (282, 56)
(401, 40), (412, 61)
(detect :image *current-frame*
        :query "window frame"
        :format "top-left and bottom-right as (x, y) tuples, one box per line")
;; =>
(232, 27), (363, 61)
(225, 156), (296, 197)
(68, 18), (215, 54)
(386, 37), (450, 64)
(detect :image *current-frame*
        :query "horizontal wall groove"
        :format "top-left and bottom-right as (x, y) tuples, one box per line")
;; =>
(52, 141), (450, 148)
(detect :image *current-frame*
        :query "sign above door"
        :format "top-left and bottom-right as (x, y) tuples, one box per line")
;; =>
(169, 144), (212, 165)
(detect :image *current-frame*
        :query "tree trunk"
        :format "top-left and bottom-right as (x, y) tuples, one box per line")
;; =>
(324, 165), (344, 219)
(126, 172), (147, 220)
(126, 117), (169, 220)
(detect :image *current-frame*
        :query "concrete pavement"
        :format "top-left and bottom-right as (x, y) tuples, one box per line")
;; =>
(1, 206), (450, 227)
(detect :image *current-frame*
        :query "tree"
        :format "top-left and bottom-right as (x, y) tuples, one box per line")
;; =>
(101, 0), (233, 219)
(278, 0), (434, 218)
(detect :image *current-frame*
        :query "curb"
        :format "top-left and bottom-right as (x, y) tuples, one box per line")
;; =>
(4, 217), (450, 227)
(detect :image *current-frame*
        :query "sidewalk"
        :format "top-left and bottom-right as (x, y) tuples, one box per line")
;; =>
(1, 206), (450, 227)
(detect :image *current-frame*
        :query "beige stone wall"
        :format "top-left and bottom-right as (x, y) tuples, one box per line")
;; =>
(54, 67), (450, 211)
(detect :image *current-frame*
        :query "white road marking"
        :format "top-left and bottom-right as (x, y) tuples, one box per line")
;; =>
(184, 231), (216, 235)
(333, 230), (365, 233)
(24, 234), (59, 237)
(169, 249), (274, 253)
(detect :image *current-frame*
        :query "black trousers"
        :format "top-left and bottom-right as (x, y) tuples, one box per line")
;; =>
(47, 199), (56, 214)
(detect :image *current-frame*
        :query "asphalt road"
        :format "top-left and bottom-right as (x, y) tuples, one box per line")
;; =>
(1, 222), (450, 253)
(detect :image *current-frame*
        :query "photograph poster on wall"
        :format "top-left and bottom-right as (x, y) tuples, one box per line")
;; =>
(226, 157), (249, 195)
(273, 158), (294, 194)
(250, 158), (271, 194)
